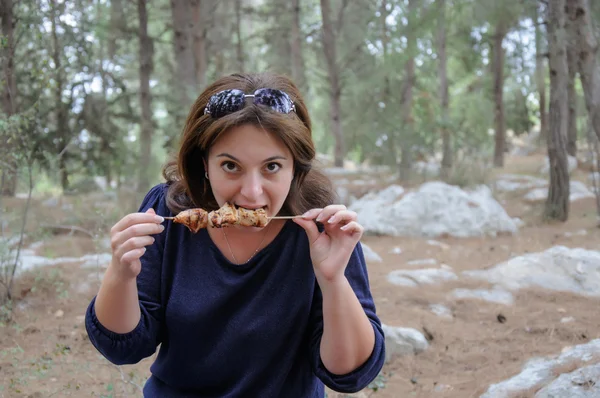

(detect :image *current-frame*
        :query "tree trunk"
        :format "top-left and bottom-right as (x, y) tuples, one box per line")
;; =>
(191, 0), (207, 89)
(380, 0), (396, 167)
(399, 0), (417, 181)
(138, 0), (154, 193)
(535, 3), (548, 144)
(437, 0), (451, 180)
(565, 6), (578, 156)
(0, 0), (18, 196)
(51, 0), (70, 192)
(320, 0), (345, 167)
(171, 0), (197, 116)
(108, 0), (125, 59)
(545, 0), (570, 221)
(235, 0), (244, 72)
(493, 21), (507, 168)
(566, 0), (600, 142)
(290, 0), (306, 92)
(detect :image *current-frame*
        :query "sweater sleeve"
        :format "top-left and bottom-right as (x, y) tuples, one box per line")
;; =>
(85, 183), (170, 365)
(309, 242), (386, 393)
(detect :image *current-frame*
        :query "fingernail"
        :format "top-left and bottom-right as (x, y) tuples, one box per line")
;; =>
(159, 225), (165, 231)
(328, 216), (336, 224)
(340, 224), (349, 230)
(155, 216), (164, 223)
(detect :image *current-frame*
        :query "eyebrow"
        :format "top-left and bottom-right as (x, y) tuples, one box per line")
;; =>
(216, 153), (288, 162)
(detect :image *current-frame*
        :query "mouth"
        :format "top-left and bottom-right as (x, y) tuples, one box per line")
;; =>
(234, 203), (268, 211)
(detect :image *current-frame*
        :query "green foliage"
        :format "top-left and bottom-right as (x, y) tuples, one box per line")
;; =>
(1, 0), (549, 194)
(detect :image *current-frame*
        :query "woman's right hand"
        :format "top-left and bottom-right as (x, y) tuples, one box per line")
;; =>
(109, 208), (165, 280)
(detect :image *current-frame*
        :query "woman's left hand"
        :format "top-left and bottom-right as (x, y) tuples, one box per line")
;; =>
(293, 204), (364, 283)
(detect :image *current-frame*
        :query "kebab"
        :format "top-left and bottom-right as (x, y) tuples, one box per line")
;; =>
(163, 202), (301, 233)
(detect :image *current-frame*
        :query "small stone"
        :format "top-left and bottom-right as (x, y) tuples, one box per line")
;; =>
(54, 309), (64, 318)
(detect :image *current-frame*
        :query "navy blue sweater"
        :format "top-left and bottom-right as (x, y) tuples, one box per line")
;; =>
(85, 183), (385, 397)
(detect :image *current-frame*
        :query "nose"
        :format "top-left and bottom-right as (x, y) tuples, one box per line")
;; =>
(240, 171), (263, 201)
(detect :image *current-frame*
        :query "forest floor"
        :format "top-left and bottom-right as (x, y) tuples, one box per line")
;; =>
(1, 153), (599, 398)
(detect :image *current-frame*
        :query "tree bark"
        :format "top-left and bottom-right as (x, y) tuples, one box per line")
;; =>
(0, 0), (18, 196)
(380, 0), (396, 167)
(320, 0), (345, 167)
(492, 21), (507, 168)
(535, 2), (548, 144)
(138, 0), (154, 193)
(566, 0), (600, 142)
(108, 0), (125, 59)
(399, 0), (417, 181)
(171, 0), (197, 116)
(191, 0), (207, 89)
(50, 0), (70, 192)
(290, 0), (306, 92)
(235, 0), (244, 72)
(437, 0), (451, 180)
(545, 0), (570, 221)
(565, 5), (578, 156)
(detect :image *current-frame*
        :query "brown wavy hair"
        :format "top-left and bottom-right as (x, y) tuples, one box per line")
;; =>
(162, 72), (336, 216)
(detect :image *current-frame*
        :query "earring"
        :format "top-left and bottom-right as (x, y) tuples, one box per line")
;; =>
(205, 171), (209, 179)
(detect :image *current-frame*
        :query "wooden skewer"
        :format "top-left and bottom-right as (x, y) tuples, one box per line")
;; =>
(163, 215), (303, 221)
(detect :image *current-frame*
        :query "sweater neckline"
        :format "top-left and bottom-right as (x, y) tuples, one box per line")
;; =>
(204, 220), (294, 271)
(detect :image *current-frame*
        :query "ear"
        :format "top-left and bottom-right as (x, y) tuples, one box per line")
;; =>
(203, 157), (208, 172)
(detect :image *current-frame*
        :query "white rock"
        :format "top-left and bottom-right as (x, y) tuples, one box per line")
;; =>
(451, 287), (514, 305)
(360, 242), (382, 263)
(540, 155), (578, 175)
(426, 240), (450, 250)
(351, 182), (518, 238)
(407, 258), (437, 266)
(560, 317), (574, 323)
(564, 229), (588, 237)
(389, 247), (402, 254)
(381, 324), (429, 362)
(480, 339), (600, 398)
(430, 304), (453, 319)
(463, 246), (600, 297)
(494, 174), (548, 192)
(387, 268), (458, 287)
(535, 362), (600, 397)
(524, 181), (595, 202)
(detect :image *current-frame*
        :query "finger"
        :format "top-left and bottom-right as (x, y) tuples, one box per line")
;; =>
(111, 210), (164, 235)
(293, 217), (321, 243)
(326, 209), (357, 225)
(114, 236), (156, 259)
(111, 223), (164, 251)
(301, 208), (322, 220)
(120, 247), (146, 266)
(315, 204), (346, 223)
(340, 221), (364, 236)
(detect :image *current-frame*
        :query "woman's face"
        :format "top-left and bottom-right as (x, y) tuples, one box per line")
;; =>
(205, 124), (294, 219)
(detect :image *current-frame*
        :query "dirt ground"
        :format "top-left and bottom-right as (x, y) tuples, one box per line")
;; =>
(1, 153), (600, 398)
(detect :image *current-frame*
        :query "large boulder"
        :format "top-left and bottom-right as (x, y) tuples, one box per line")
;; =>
(480, 339), (600, 398)
(350, 182), (519, 238)
(463, 246), (600, 297)
(381, 324), (429, 362)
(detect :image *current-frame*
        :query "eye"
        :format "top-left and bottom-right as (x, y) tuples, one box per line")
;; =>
(264, 162), (282, 173)
(221, 161), (240, 173)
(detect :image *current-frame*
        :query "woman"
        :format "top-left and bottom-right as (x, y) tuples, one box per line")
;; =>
(85, 72), (385, 397)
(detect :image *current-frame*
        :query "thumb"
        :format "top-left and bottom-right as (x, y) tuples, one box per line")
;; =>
(146, 208), (156, 215)
(293, 217), (321, 244)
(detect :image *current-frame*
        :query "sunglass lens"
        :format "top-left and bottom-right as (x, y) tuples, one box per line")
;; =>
(207, 89), (245, 118)
(254, 88), (293, 114)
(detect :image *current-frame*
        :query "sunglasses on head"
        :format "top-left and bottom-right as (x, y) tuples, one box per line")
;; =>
(203, 88), (296, 118)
